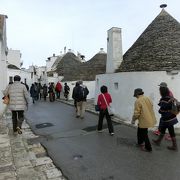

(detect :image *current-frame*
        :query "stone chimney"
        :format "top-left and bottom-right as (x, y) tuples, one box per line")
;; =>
(106, 27), (123, 73)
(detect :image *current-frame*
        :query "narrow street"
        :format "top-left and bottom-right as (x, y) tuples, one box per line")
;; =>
(25, 100), (180, 180)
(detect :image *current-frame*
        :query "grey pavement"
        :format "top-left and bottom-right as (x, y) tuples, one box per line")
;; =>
(25, 99), (180, 180)
(1, 99), (180, 180)
(0, 108), (66, 180)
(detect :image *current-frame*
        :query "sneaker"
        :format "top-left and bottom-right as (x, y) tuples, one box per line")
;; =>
(97, 130), (103, 133)
(140, 146), (152, 152)
(76, 115), (80, 118)
(110, 132), (114, 136)
(13, 131), (18, 136)
(136, 143), (144, 148)
(80, 116), (84, 119)
(16, 127), (22, 134)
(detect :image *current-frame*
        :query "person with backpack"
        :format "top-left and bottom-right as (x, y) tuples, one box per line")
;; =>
(72, 81), (80, 112)
(74, 80), (89, 119)
(64, 83), (70, 101)
(153, 86), (178, 151)
(153, 82), (174, 140)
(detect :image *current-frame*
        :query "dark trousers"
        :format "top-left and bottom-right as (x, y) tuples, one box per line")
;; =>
(160, 125), (175, 137)
(97, 109), (114, 133)
(137, 127), (152, 150)
(43, 94), (47, 101)
(12, 110), (24, 132)
(56, 91), (60, 99)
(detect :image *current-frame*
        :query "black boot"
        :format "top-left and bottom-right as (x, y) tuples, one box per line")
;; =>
(152, 134), (164, 146)
(167, 137), (178, 151)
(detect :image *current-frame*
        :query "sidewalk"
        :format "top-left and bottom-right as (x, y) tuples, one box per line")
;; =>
(0, 98), (177, 179)
(59, 98), (180, 134)
(59, 98), (135, 127)
(0, 109), (66, 180)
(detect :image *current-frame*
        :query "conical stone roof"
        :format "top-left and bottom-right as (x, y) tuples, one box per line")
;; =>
(55, 52), (106, 81)
(117, 9), (180, 72)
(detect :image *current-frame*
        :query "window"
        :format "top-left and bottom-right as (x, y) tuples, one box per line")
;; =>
(114, 82), (118, 90)
(9, 76), (13, 83)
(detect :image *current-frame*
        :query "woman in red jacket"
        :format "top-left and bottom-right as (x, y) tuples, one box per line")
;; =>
(97, 85), (114, 136)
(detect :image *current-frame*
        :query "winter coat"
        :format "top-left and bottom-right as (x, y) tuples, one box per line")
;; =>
(55, 82), (62, 92)
(4, 81), (30, 111)
(158, 96), (178, 127)
(133, 95), (156, 128)
(97, 93), (112, 110)
(43, 85), (48, 96)
(30, 85), (37, 98)
(74, 85), (89, 102)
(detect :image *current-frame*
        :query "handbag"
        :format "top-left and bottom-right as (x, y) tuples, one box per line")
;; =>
(102, 94), (115, 116)
(2, 96), (9, 105)
(95, 104), (100, 111)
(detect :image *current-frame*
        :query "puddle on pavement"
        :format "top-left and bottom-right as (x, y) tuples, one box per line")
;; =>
(73, 154), (83, 160)
(35, 123), (54, 129)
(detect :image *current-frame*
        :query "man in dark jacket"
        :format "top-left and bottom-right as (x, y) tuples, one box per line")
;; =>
(74, 80), (89, 119)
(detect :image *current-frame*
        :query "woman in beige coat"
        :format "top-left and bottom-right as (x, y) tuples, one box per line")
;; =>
(4, 75), (30, 134)
(131, 88), (156, 152)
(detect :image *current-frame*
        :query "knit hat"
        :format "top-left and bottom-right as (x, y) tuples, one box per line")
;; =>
(133, 88), (144, 97)
(158, 82), (167, 87)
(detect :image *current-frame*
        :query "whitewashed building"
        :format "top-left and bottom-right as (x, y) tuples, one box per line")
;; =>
(95, 7), (180, 128)
(0, 14), (8, 116)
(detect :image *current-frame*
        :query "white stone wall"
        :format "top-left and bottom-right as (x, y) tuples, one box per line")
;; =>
(106, 27), (123, 73)
(46, 56), (58, 72)
(7, 68), (32, 87)
(0, 15), (8, 116)
(95, 71), (180, 128)
(7, 49), (21, 68)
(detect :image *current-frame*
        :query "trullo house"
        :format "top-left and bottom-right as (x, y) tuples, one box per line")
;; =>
(95, 7), (180, 128)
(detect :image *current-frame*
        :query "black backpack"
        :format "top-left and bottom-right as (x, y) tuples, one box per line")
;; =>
(78, 86), (88, 100)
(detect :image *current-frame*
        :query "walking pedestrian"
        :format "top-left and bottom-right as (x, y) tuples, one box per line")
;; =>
(42, 84), (48, 101)
(153, 82), (174, 140)
(131, 88), (156, 152)
(30, 84), (36, 104)
(74, 81), (89, 119)
(55, 81), (62, 99)
(38, 83), (43, 100)
(153, 86), (178, 151)
(3, 75), (30, 134)
(48, 83), (55, 102)
(64, 83), (70, 101)
(97, 85), (114, 136)
(72, 81), (80, 112)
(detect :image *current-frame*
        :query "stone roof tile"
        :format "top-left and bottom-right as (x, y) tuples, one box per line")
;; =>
(117, 9), (180, 72)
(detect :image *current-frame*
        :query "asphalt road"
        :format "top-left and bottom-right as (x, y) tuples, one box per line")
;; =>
(25, 100), (180, 180)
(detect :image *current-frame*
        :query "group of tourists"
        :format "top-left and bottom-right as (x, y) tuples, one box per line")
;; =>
(131, 82), (178, 152)
(2, 75), (179, 152)
(29, 81), (70, 103)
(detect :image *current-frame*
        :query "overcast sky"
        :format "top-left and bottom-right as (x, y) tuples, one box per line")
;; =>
(1, 0), (180, 68)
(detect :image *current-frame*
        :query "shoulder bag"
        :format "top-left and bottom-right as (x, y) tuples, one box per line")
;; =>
(101, 94), (115, 116)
